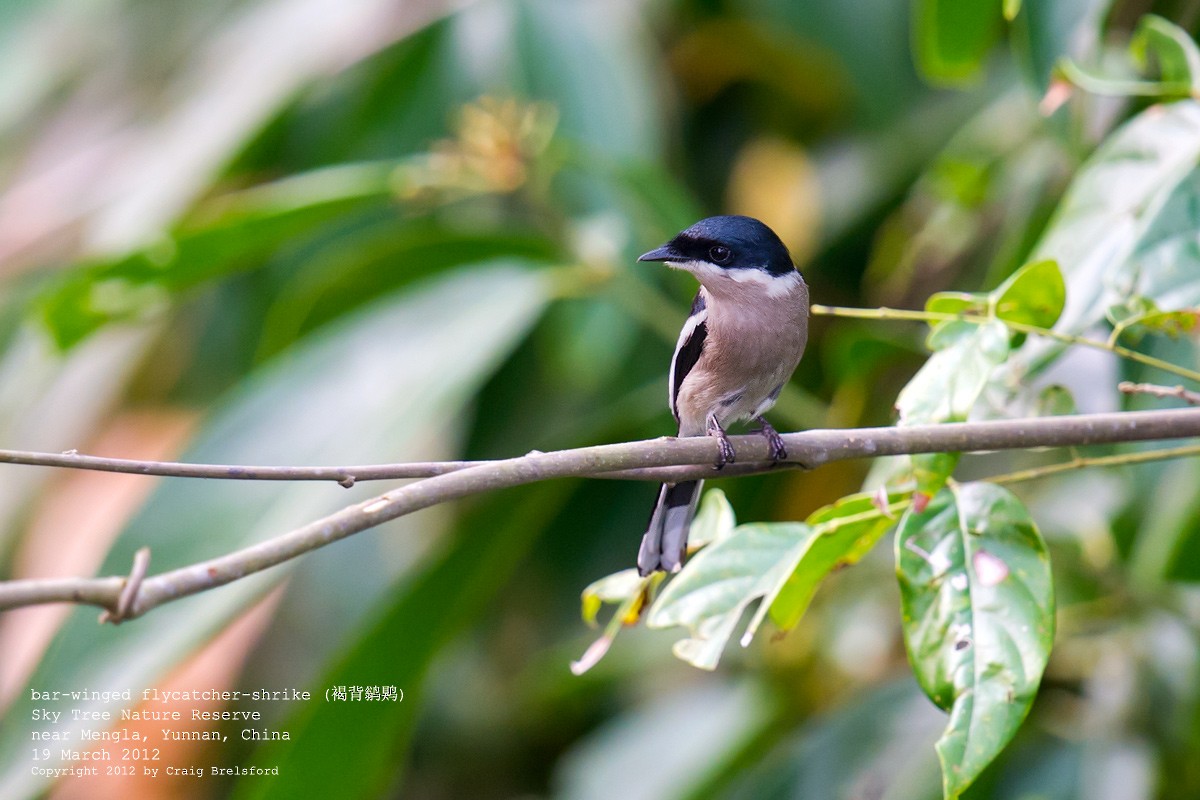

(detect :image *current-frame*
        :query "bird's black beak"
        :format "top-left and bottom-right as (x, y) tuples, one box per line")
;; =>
(637, 244), (683, 263)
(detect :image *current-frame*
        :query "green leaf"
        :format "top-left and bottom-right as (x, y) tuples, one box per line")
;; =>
(647, 491), (908, 669)
(1121, 308), (1200, 340)
(898, 320), (1010, 425)
(0, 264), (550, 798)
(896, 320), (1009, 498)
(685, 488), (738, 549)
(647, 522), (810, 670)
(926, 290), (987, 317)
(577, 491), (735, 631)
(990, 259), (1065, 329)
(911, 451), (962, 502)
(1029, 101), (1200, 340)
(1123, 166), (1200, 310)
(581, 491), (736, 630)
(913, 0), (1003, 85)
(896, 483), (1055, 799)
(571, 569), (662, 676)
(37, 163), (398, 349)
(571, 489), (734, 674)
(1132, 14), (1200, 93)
(769, 491), (909, 630)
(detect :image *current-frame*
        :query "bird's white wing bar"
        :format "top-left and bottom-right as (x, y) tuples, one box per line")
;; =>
(669, 290), (708, 422)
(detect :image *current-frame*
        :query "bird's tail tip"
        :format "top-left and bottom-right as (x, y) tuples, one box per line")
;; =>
(637, 480), (702, 575)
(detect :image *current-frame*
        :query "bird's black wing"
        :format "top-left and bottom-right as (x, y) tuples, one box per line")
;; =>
(669, 291), (708, 423)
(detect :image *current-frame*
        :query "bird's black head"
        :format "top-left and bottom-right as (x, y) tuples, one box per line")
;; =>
(637, 215), (795, 276)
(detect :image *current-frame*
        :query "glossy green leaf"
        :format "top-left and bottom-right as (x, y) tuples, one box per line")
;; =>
(647, 522), (810, 670)
(0, 264), (549, 798)
(992, 100), (1200, 391)
(769, 490), (909, 630)
(913, 0), (1003, 85)
(235, 483), (570, 800)
(991, 259), (1065, 329)
(896, 482), (1055, 799)
(647, 491), (908, 669)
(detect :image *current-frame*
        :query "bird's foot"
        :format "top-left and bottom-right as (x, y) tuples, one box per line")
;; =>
(706, 415), (736, 469)
(754, 417), (787, 463)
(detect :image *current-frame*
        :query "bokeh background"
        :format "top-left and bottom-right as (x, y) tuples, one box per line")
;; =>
(0, 0), (1198, 798)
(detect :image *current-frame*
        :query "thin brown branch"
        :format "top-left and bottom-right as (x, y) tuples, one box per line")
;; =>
(1118, 381), (1200, 406)
(2, 407), (1200, 619)
(0, 449), (478, 484)
(0, 446), (782, 484)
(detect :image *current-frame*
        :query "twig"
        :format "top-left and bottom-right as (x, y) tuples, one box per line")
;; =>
(0, 450), (480, 483)
(1118, 381), (1200, 406)
(2, 408), (1200, 619)
(0, 446), (792, 485)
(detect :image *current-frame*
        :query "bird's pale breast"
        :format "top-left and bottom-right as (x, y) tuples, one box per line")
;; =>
(675, 275), (809, 437)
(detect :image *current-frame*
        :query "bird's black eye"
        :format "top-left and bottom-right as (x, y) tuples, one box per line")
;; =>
(709, 245), (731, 264)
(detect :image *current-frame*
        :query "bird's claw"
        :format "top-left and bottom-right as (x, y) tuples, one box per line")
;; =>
(755, 417), (787, 463)
(707, 415), (736, 469)
(714, 433), (736, 469)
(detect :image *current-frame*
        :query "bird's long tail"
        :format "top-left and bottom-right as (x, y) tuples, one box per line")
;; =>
(637, 480), (703, 576)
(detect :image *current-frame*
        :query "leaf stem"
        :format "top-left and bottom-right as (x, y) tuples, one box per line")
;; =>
(988, 443), (1200, 485)
(810, 304), (1200, 384)
(810, 444), (1200, 539)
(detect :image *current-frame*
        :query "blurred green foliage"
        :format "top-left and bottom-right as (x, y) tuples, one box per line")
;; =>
(0, 1), (1199, 799)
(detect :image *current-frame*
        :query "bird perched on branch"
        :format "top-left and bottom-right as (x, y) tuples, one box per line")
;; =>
(636, 215), (810, 575)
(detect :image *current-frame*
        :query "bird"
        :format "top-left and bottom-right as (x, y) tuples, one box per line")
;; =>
(636, 215), (810, 576)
